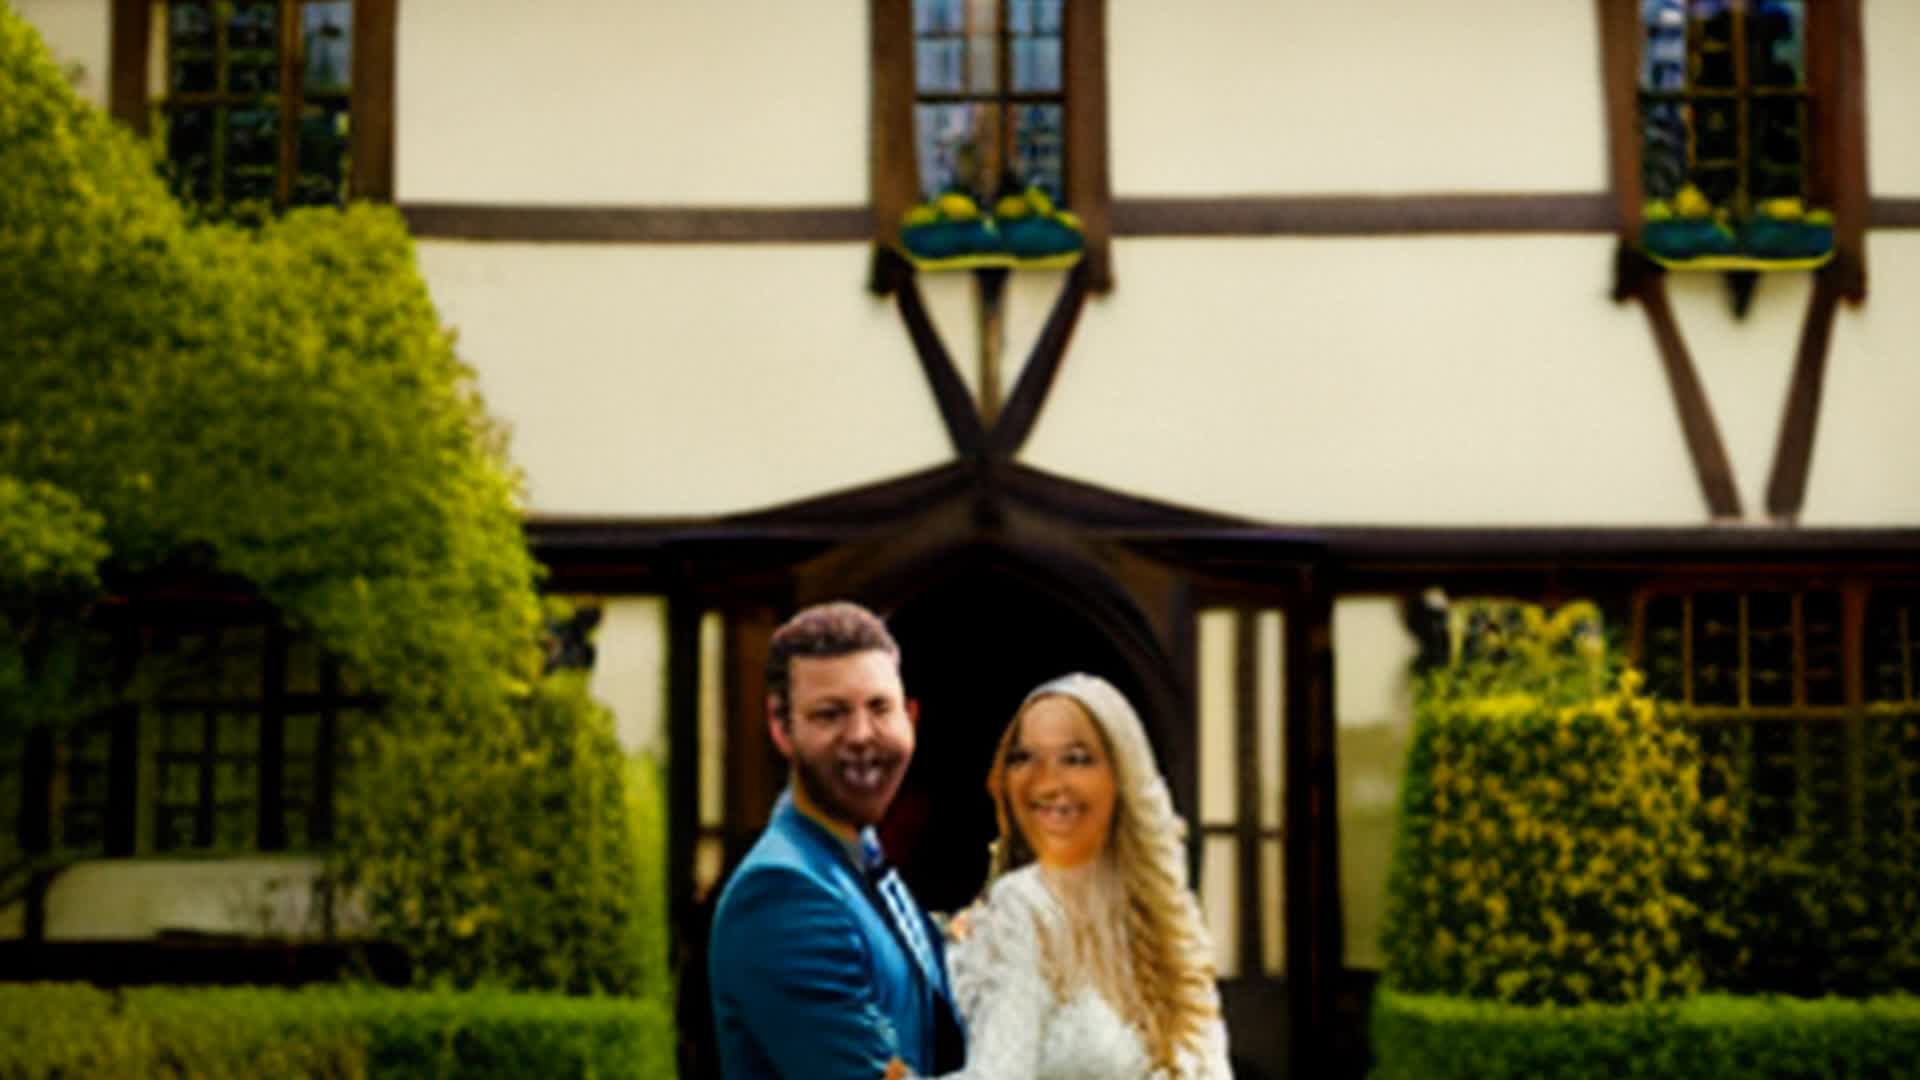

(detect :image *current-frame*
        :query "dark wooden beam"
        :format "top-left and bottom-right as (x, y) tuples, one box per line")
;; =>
(1764, 272), (1843, 521)
(399, 204), (870, 244)
(1636, 276), (1744, 519)
(1809, 0), (1868, 301)
(989, 263), (1088, 458)
(1233, 610), (1262, 979)
(1064, 0), (1114, 290)
(1595, 0), (1643, 238)
(869, 0), (918, 291)
(666, 596), (702, 935)
(350, 0), (398, 202)
(1874, 199), (1920, 229)
(895, 276), (988, 459)
(1113, 192), (1616, 237)
(1284, 575), (1340, 1080)
(107, 0), (151, 134)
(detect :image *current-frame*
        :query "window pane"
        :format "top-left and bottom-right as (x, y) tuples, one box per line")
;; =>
(1201, 833), (1240, 979)
(1748, 592), (1793, 707)
(1257, 610), (1284, 832)
(698, 611), (726, 830)
(1803, 592), (1844, 707)
(1007, 0), (1063, 36)
(1694, 593), (1741, 707)
(1010, 35), (1061, 94)
(226, 106), (279, 206)
(915, 38), (965, 94)
(1260, 837), (1285, 976)
(1746, 0), (1805, 88)
(1639, 0), (1687, 91)
(165, 107), (216, 202)
(966, 33), (999, 94)
(1196, 610), (1238, 827)
(1690, 1), (1737, 88)
(295, 104), (350, 206)
(1012, 104), (1063, 199)
(915, 102), (999, 199)
(228, 1), (280, 95)
(914, 0), (965, 35)
(303, 2), (353, 94)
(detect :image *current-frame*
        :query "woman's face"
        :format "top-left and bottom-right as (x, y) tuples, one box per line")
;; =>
(1004, 696), (1118, 870)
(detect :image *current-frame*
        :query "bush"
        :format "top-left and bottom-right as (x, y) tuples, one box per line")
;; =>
(1372, 987), (1920, 1080)
(0, 983), (675, 1078)
(0, 2), (541, 721)
(0, 476), (109, 737)
(334, 670), (671, 997)
(1381, 601), (1710, 1005)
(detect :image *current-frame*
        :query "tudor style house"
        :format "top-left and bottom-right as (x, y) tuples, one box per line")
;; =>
(9, 2), (1920, 1077)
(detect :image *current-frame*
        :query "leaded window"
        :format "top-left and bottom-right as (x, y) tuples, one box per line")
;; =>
(913, 0), (1065, 204)
(1636, 0), (1831, 267)
(160, 0), (354, 213)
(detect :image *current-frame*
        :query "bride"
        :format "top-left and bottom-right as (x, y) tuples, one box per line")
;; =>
(935, 672), (1233, 1079)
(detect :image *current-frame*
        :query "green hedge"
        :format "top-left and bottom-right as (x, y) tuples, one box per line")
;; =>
(1382, 601), (1710, 1005)
(1373, 987), (1920, 1080)
(0, 984), (675, 1078)
(335, 672), (672, 997)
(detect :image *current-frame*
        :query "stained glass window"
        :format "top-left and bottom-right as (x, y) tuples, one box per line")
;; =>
(912, 0), (1066, 203)
(160, 0), (354, 215)
(1637, 0), (1829, 267)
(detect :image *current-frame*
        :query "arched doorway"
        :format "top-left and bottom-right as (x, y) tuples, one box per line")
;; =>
(869, 551), (1168, 913)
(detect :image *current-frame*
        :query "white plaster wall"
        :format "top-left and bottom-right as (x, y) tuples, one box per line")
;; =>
(1802, 232), (1920, 526)
(1867, 0), (1920, 196)
(1022, 235), (1706, 526)
(41, 858), (364, 941)
(1111, 0), (1607, 196)
(14, 0), (110, 111)
(588, 596), (669, 755)
(396, 0), (866, 205)
(416, 241), (953, 516)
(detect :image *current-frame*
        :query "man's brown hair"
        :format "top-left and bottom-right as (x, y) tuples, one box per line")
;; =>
(765, 601), (900, 725)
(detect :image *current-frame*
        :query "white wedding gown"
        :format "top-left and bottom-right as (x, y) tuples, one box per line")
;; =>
(941, 866), (1233, 1080)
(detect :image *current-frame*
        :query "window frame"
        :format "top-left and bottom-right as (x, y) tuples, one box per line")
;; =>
(1599, 0), (1867, 293)
(870, 0), (1112, 292)
(109, 0), (396, 208)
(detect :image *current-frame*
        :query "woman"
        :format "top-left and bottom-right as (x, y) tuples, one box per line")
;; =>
(940, 673), (1232, 1079)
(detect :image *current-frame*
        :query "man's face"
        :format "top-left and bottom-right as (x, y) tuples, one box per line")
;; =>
(770, 649), (916, 829)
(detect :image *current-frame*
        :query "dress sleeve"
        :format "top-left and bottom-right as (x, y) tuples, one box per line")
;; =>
(929, 877), (1053, 1078)
(710, 865), (903, 1080)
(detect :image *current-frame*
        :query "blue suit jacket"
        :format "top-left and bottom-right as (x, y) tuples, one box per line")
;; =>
(709, 792), (965, 1079)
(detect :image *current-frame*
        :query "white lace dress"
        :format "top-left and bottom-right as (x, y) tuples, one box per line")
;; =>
(940, 867), (1232, 1080)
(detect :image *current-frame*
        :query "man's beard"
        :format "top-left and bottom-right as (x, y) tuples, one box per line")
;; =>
(792, 745), (903, 828)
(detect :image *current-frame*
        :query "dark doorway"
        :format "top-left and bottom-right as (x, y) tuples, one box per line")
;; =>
(879, 558), (1158, 914)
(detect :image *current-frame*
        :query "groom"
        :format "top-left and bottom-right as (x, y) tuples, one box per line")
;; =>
(708, 602), (966, 1079)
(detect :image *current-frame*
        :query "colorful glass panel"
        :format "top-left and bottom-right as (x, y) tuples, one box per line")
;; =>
(910, 0), (1068, 202)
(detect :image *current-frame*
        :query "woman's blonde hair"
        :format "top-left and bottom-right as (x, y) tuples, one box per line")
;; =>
(985, 673), (1220, 1071)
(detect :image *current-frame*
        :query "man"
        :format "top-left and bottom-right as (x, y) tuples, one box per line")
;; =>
(708, 602), (966, 1079)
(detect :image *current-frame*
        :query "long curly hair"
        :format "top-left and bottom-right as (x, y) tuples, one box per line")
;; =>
(985, 673), (1221, 1071)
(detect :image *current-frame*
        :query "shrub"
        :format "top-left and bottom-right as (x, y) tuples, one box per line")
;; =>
(334, 670), (671, 997)
(0, 984), (675, 1079)
(1381, 600), (1710, 1005)
(1372, 987), (1920, 1080)
(0, 2), (541, 721)
(0, 476), (109, 737)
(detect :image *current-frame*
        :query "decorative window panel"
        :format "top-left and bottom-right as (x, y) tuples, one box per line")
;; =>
(912, 0), (1066, 202)
(158, 0), (354, 214)
(1635, 0), (1831, 268)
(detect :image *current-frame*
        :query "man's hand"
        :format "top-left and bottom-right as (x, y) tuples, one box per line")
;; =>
(884, 1057), (911, 1080)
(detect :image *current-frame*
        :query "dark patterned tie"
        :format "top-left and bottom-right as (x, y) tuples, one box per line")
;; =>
(861, 829), (939, 985)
